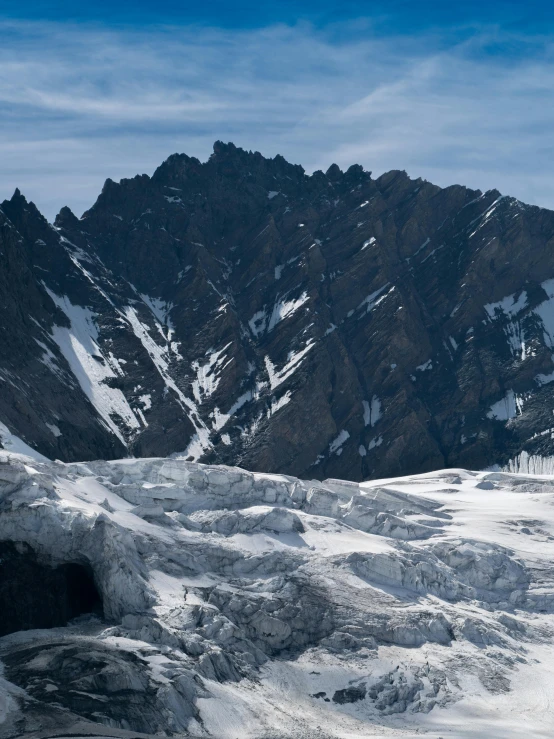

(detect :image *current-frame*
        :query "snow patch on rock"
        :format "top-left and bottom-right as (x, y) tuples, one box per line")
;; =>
(486, 389), (524, 421)
(45, 289), (141, 442)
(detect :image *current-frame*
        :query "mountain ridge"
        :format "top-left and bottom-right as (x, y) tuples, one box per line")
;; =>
(2, 141), (554, 480)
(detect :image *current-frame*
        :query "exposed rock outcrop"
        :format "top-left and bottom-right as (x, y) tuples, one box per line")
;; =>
(3, 143), (554, 479)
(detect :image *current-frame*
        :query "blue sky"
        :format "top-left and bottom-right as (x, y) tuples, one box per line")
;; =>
(4, 1), (553, 32)
(2, 1), (554, 219)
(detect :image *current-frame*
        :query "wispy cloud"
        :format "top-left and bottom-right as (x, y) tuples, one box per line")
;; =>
(1, 19), (554, 219)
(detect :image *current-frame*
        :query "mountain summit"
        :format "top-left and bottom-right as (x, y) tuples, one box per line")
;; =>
(1, 142), (553, 480)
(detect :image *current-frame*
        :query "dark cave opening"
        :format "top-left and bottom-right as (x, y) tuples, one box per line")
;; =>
(0, 541), (103, 637)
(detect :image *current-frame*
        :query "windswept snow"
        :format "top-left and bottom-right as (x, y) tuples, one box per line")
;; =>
(34, 338), (65, 380)
(265, 340), (315, 390)
(485, 291), (528, 320)
(45, 423), (62, 437)
(468, 195), (506, 238)
(0, 422), (48, 461)
(486, 389), (524, 421)
(536, 368), (554, 386)
(534, 282), (554, 347)
(191, 344), (232, 403)
(210, 388), (257, 432)
(542, 277), (554, 299)
(249, 292), (309, 336)
(124, 306), (212, 459)
(367, 435), (383, 450)
(504, 320), (526, 360)
(361, 237), (376, 251)
(248, 310), (266, 338)
(416, 359), (432, 372)
(406, 236), (430, 263)
(329, 429), (350, 454)
(139, 293), (175, 328)
(362, 395), (382, 427)
(357, 284), (392, 315)
(267, 391), (291, 418)
(138, 394), (152, 410)
(274, 257), (300, 281)
(44, 289), (141, 442)
(267, 292), (309, 331)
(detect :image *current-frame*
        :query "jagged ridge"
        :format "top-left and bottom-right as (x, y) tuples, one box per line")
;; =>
(2, 142), (554, 480)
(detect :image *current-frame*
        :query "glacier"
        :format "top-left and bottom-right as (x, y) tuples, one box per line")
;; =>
(1, 450), (554, 738)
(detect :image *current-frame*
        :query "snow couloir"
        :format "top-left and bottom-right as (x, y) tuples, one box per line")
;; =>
(1, 450), (554, 738)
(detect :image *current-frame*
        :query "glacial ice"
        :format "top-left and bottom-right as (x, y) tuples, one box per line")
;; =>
(1, 454), (554, 738)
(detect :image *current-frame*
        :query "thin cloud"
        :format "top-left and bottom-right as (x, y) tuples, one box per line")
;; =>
(1, 19), (554, 219)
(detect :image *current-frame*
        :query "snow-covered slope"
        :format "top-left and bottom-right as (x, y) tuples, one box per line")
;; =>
(1, 452), (554, 738)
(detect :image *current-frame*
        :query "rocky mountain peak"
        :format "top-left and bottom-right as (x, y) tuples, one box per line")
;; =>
(54, 205), (80, 229)
(1, 145), (554, 480)
(4, 188), (38, 220)
(325, 162), (343, 179)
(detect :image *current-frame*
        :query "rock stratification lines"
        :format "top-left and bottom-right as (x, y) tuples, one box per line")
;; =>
(3, 144), (554, 478)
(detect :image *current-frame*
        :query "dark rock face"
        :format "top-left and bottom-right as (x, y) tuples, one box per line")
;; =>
(3, 141), (554, 479)
(2, 637), (198, 735)
(0, 542), (102, 636)
(332, 684), (367, 704)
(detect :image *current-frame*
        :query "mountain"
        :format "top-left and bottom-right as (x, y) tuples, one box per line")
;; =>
(1, 450), (553, 738)
(2, 141), (554, 480)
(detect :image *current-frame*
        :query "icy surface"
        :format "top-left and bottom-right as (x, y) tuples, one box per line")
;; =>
(1, 454), (554, 738)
